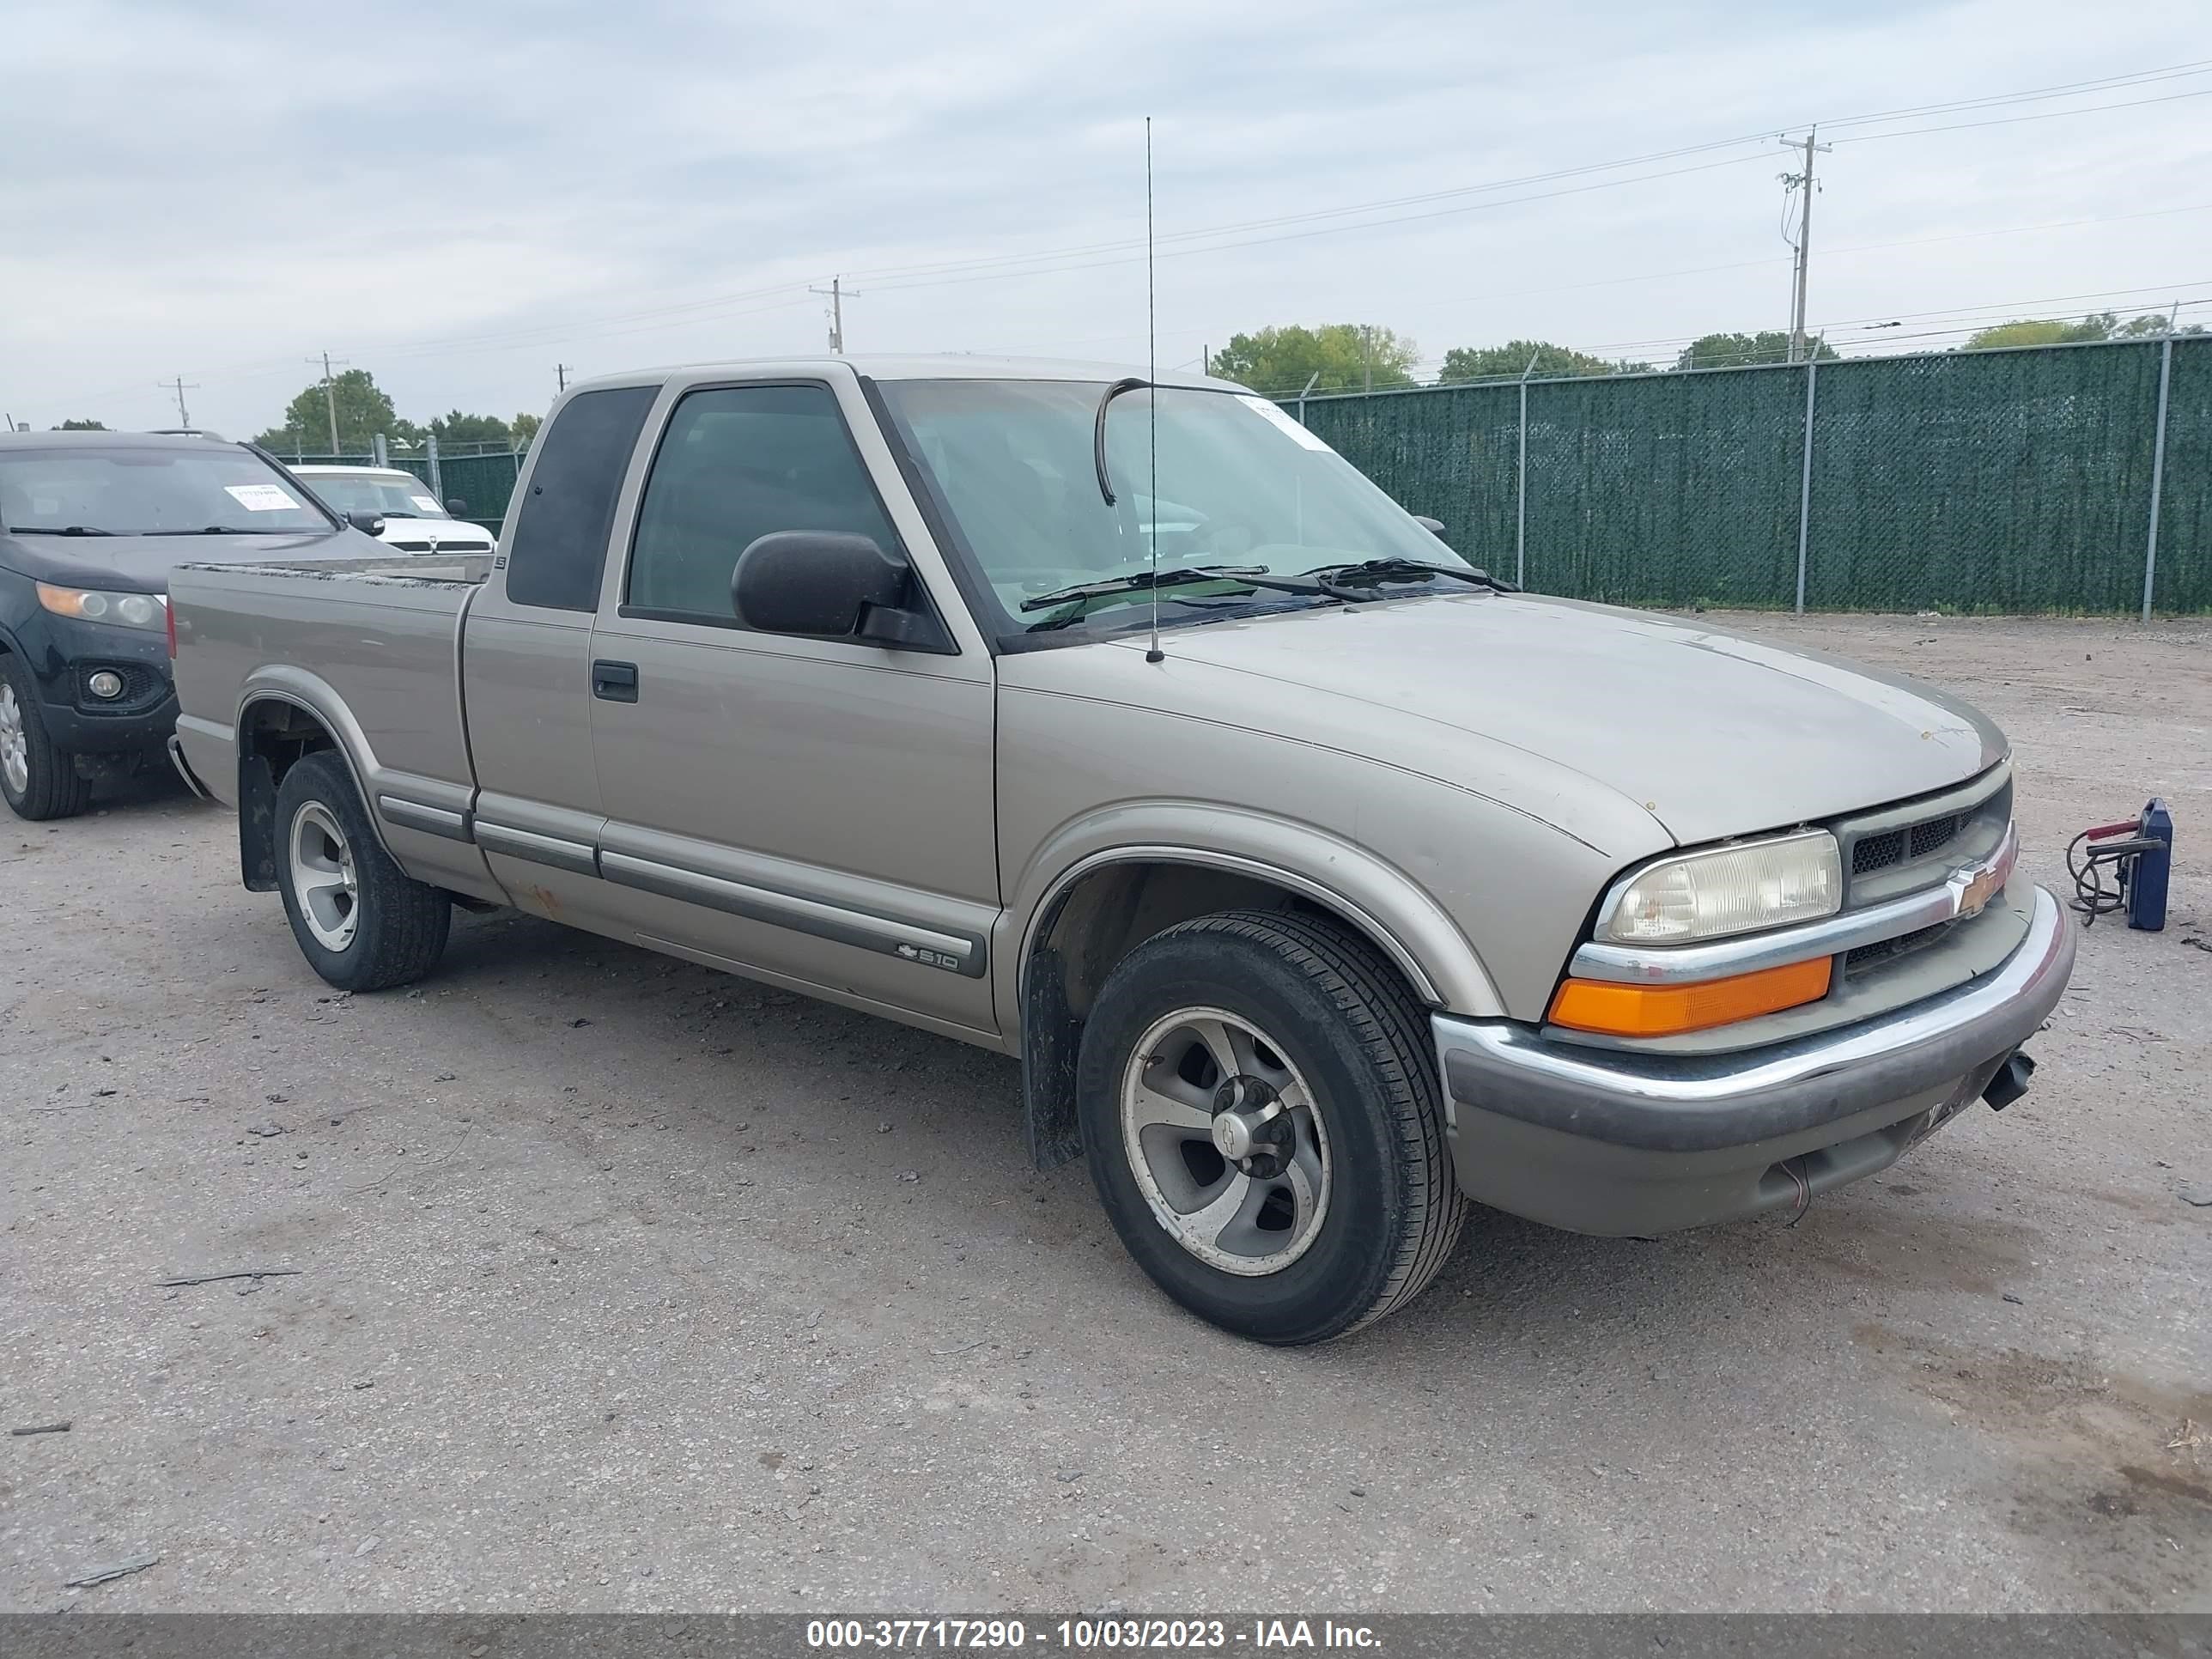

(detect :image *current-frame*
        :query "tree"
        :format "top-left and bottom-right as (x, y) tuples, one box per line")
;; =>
(1436, 341), (1649, 383)
(52, 417), (107, 430)
(1674, 331), (1837, 370)
(252, 369), (422, 455)
(1962, 311), (2182, 349)
(510, 411), (542, 449)
(1207, 325), (1419, 396)
(428, 410), (514, 449)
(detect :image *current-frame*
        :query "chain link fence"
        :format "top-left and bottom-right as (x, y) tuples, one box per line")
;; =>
(1299, 333), (2208, 616)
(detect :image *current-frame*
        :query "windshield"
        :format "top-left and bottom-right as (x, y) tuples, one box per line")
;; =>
(875, 379), (1470, 638)
(296, 471), (451, 519)
(0, 447), (332, 536)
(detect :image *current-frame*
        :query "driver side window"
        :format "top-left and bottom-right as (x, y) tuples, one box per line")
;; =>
(625, 383), (901, 627)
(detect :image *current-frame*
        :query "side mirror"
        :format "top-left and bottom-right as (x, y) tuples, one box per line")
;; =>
(345, 509), (386, 537)
(445, 497), (468, 516)
(732, 532), (943, 647)
(1412, 514), (1447, 538)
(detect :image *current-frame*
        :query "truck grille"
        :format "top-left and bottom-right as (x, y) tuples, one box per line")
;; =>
(1837, 767), (2011, 908)
(1852, 808), (1973, 875)
(1844, 920), (1953, 978)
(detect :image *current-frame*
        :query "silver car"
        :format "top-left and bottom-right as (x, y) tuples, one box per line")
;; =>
(167, 356), (2075, 1344)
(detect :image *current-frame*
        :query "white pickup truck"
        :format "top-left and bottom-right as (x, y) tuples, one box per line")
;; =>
(167, 356), (2074, 1344)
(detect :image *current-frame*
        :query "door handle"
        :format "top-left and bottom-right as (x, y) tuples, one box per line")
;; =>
(592, 659), (639, 702)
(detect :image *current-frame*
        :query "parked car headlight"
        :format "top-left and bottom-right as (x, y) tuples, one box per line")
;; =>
(36, 582), (168, 633)
(1604, 830), (1842, 944)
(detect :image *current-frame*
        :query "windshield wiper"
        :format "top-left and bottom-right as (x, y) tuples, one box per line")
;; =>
(143, 526), (302, 536)
(1302, 557), (1519, 593)
(1022, 564), (1373, 632)
(1019, 565), (1273, 611)
(8, 525), (115, 536)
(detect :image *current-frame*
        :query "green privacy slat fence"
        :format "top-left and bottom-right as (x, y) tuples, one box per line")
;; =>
(1530, 365), (1808, 609)
(269, 450), (524, 531)
(1303, 380), (1521, 580)
(1300, 335), (2210, 615)
(2154, 335), (2211, 615)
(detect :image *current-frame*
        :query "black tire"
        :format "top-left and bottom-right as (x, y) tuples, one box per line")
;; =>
(272, 750), (450, 992)
(0, 653), (94, 822)
(1077, 908), (1467, 1345)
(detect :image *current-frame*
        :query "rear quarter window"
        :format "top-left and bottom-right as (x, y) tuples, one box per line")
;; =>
(504, 385), (657, 611)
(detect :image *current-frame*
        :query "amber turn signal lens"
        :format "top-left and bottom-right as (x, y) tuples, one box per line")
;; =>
(1548, 957), (1832, 1036)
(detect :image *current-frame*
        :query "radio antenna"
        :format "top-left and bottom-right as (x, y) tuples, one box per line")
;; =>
(1144, 117), (1164, 665)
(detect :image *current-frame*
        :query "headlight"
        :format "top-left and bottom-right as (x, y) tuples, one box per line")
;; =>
(1604, 830), (1841, 944)
(35, 582), (167, 633)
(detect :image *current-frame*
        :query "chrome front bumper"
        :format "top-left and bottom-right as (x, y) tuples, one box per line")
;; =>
(1431, 884), (2075, 1236)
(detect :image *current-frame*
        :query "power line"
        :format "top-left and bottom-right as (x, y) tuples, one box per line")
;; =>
(836, 61), (2212, 288)
(202, 58), (2212, 377)
(70, 58), (2212, 396)
(988, 204), (2212, 372)
(1831, 86), (2212, 144)
(1812, 59), (2212, 131)
(860, 153), (1782, 296)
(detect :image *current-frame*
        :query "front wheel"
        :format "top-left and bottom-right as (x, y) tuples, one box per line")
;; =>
(273, 751), (450, 991)
(1077, 909), (1467, 1345)
(0, 655), (93, 822)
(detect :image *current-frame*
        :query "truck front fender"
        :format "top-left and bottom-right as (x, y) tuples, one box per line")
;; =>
(996, 804), (1504, 1168)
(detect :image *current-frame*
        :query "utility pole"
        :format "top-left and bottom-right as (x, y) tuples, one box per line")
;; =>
(1361, 325), (1374, 394)
(810, 276), (855, 353)
(307, 352), (349, 453)
(1778, 128), (1831, 365)
(161, 375), (200, 428)
(556, 362), (569, 394)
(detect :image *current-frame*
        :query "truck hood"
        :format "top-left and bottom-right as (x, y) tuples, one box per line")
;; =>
(1153, 592), (2007, 845)
(0, 526), (375, 592)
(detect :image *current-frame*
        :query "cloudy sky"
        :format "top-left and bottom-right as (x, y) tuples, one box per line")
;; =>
(6, 0), (2209, 436)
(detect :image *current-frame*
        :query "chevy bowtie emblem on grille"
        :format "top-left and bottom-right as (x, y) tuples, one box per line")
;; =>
(1950, 825), (2017, 920)
(1956, 864), (2000, 917)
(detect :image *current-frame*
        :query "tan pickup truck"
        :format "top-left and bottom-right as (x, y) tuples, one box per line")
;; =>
(167, 356), (2074, 1344)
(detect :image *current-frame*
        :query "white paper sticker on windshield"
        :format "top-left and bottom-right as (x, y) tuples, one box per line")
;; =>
(223, 483), (302, 513)
(1237, 394), (1334, 452)
(410, 495), (442, 513)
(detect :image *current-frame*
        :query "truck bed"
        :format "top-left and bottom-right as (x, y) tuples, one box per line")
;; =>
(169, 555), (492, 821)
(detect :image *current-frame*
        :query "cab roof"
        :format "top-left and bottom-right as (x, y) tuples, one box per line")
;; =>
(0, 429), (234, 450)
(570, 354), (1249, 397)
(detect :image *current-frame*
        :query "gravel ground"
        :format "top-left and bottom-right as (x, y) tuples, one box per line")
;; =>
(3, 612), (2208, 1614)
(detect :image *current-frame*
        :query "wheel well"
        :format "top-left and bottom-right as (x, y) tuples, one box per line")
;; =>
(236, 698), (342, 890)
(1018, 860), (1428, 1169)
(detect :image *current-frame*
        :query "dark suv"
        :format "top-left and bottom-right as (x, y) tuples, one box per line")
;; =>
(0, 432), (379, 819)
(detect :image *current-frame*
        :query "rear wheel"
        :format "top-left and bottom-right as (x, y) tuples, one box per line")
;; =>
(273, 751), (449, 991)
(1077, 909), (1466, 1345)
(0, 655), (93, 822)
